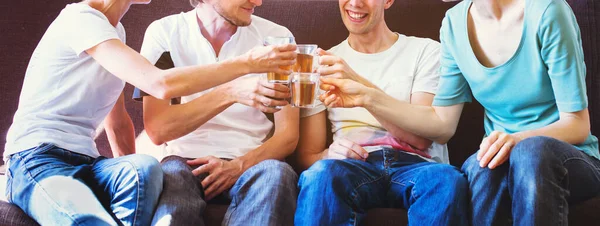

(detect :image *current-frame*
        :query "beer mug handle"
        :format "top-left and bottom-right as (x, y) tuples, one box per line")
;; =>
(312, 54), (319, 73)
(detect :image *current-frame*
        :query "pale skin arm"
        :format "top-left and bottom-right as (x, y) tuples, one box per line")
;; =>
(104, 92), (136, 157)
(87, 39), (296, 100)
(318, 49), (433, 150)
(143, 77), (291, 145)
(371, 92), (435, 151)
(321, 78), (591, 169)
(188, 106), (300, 200)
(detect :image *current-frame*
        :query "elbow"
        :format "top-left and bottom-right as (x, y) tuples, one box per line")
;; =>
(414, 140), (434, 151)
(434, 127), (456, 145)
(144, 122), (167, 146)
(574, 126), (591, 144)
(149, 76), (176, 100)
(284, 135), (300, 156)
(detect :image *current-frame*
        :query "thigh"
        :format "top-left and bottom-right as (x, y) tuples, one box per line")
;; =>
(388, 159), (460, 206)
(91, 154), (163, 226)
(7, 144), (115, 225)
(300, 158), (387, 208)
(510, 137), (600, 203)
(556, 145), (600, 204)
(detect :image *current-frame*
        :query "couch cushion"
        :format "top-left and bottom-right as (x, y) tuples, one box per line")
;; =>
(0, 202), (38, 226)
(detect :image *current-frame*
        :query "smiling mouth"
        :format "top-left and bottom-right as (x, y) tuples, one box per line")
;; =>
(347, 10), (367, 20)
(242, 7), (254, 13)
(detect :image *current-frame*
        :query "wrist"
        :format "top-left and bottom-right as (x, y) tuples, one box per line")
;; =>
(215, 84), (236, 105)
(231, 55), (252, 75)
(359, 87), (377, 108)
(231, 157), (249, 172)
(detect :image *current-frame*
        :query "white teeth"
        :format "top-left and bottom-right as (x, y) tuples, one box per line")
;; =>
(347, 11), (366, 20)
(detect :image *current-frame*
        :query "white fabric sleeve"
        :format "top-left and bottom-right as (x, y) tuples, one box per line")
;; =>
(140, 20), (169, 64)
(64, 7), (122, 57)
(412, 41), (441, 95)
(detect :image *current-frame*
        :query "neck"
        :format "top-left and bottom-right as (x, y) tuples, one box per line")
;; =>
(347, 22), (397, 54)
(84, 0), (130, 27)
(196, 3), (238, 51)
(472, 0), (522, 20)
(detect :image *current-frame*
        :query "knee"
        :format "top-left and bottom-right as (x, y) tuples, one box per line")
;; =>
(461, 153), (483, 176)
(251, 160), (298, 186)
(298, 159), (351, 189)
(159, 155), (190, 174)
(424, 164), (468, 192)
(124, 154), (163, 188)
(510, 136), (561, 169)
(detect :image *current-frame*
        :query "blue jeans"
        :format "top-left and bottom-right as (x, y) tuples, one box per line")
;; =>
(462, 136), (600, 226)
(5, 143), (163, 226)
(296, 149), (469, 226)
(152, 156), (298, 226)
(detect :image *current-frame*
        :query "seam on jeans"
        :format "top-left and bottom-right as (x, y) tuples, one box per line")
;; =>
(112, 159), (143, 226)
(97, 158), (143, 226)
(562, 157), (600, 172)
(349, 174), (385, 226)
(22, 162), (82, 225)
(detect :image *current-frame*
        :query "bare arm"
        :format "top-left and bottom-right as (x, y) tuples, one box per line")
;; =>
(235, 106), (300, 170)
(321, 78), (464, 144)
(516, 110), (590, 144)
(142, 88), (232, 145)
(371, 92), (435, 150)
(292, 111), (328, 171)
(87, 39), (295, 100)
(189, 105), (300, 200)
(105, 92), (136, 157)
(143, 76), (291, 145)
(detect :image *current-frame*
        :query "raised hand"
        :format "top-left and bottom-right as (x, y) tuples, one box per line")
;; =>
(242, 44), (297, 75)
(319, 77), (374, 108)
(222, 75), (290, 113)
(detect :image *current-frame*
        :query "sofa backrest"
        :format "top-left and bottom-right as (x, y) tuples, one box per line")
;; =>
(1, 0), (598, 166)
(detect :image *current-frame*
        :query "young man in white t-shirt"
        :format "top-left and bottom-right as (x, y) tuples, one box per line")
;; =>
(132, 0), (299, 225)
(293, 0), (468, 225)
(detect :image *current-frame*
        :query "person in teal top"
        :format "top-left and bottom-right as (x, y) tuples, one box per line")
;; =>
(317, 0), (600, 224)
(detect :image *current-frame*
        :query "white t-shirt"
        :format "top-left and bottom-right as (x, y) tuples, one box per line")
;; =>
(139, 10), (293, 159)
(5, 4), (126, 159)
(302, 35), (449, 163)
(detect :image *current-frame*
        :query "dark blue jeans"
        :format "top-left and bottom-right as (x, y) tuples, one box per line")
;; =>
(5, 143), (163, 226)
(462, 136), (600, 226)
(296, 149), (469, 226)
(152, 155), (298, 226)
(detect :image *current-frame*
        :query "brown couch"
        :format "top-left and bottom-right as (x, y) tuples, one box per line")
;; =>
(0, 0), (599, 225)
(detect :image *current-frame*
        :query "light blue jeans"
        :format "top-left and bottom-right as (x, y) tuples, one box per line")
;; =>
(5, 143), (163, 226)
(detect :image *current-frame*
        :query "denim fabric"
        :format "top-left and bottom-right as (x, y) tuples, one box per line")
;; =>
(5, 143), (163, 226)
(462, 136), (600, 226)
(152, 156), (298, 226)
(296, 149), (468, 226)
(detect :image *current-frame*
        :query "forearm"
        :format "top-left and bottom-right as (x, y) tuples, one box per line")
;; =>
(235, 132), (299, 172)
(293, 148), (326, 171)
(105, 116), (136, 157)
(514, 111), (590, 144)
(364, 89), (457, 144)
(145, 87), (233, 145)
(375, 117), (434, 150)
(157, 57), (249, 99)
